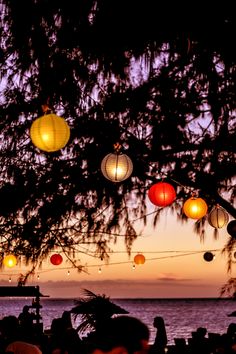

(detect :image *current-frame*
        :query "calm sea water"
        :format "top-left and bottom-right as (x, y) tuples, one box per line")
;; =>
(0, 298), (236, 345)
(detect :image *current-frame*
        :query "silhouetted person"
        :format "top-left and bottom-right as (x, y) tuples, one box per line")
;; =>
(88, 315), (150, 354)
(150, 316), (167, 354)
(190, 327), (210, 354)
(61, 310), (72, 330)
(18, 305), (35, 341)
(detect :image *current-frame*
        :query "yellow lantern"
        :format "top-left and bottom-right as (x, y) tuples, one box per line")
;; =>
(134, 253), (145, 265)
(183, 196), (208, 219)
(208, 205), (229, 228)
(101, 144), (133, 182)
(3, 254), (17, 268)
(30, 113), (70, 152)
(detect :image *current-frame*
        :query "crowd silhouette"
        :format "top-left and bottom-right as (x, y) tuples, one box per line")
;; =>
(1, 306), (236, 354)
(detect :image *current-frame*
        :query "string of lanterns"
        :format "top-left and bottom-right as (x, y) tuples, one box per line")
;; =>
(22, 105), (236, 272)
(2, 249), (227, 282)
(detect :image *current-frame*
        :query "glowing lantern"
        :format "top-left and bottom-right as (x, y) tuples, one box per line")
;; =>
(183, 197), (208, 219)
(208, 205), (229, 228)
(30, 113), (70, 152)
(134, 253), (145, 265)
(101, 144), (133, 182)
(148, 182), (176, 207)
(50, 253), (63, 266)
(3, 254), (17, 268)
(227, 220), (236, 239)
(203, 252), (214, 262)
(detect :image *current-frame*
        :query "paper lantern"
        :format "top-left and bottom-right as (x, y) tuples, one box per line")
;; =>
(50, 253), (63, 266)
(227, 220), (236, 238)
(208, 205), (229, 228)
(30, 113), (70, 152)
(134, 253), (145, 265)
(148, 182), (176, 207)
(183, 197), (208, 219)
(101, 152), (133, 182)
(203, 252), (214, 262)
(3, 254), (17, 268)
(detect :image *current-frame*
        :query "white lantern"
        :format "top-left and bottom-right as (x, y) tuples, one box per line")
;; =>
(208, 205), (229, 228)
(101, 149), (133, 182)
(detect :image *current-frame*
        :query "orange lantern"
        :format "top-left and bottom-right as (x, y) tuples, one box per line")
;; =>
(148, 182), (176, 207)
(134, 253), (145, 265)
(50, 253), (63, 266)
(183, 197), (208, 219)
(3, 254), (17, 268)
(208, 205), (229, 228)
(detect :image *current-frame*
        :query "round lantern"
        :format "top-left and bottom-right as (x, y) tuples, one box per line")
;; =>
(227, 220), (236, 238)
(208, 205), (229, 228)
(50, 253), (63, 266)
(3, 254), (17, 268)
(203, 252), (214, 262)
(134, 253), (145, 265)
(30, 113), (70, 152)
(101, 152), (133, 182)
(148, 182), (176, 207)
(183, 197), (208, 219)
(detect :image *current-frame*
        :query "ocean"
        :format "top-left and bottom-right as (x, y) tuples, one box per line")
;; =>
(0, 298), (236, 345)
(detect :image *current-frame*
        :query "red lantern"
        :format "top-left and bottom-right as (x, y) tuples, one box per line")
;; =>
(148, 182), (176, 207)
(134, 253), (145, 265)
(50, 253), (63, 266)
(183, 197), (208, 219)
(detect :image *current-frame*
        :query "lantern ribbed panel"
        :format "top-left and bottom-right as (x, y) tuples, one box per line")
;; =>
(101, 153), (133, 182)
(183, 197), (208, 219)
(30, 113), (70, 152)
(208, 206), (229, 228)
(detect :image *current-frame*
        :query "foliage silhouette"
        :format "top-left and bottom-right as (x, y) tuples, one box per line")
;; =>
(70, 288), (128, 334)
(0, 1), (235, 282)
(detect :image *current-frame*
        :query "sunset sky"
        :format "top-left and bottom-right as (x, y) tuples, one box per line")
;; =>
(1, 204), (234, 299)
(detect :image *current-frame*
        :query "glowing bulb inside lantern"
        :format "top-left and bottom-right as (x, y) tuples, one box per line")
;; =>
(42, 134), (49, 142)
(113, 166), (124, 177)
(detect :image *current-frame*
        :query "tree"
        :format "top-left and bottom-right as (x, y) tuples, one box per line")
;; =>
(0, 0), (235, 282)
